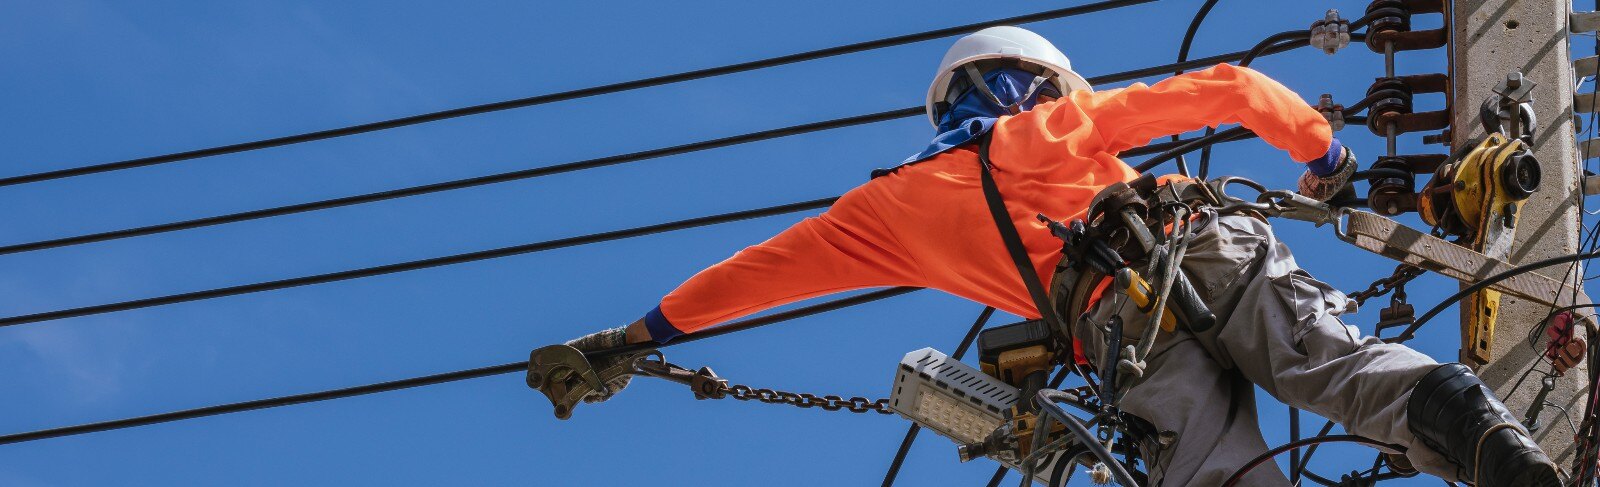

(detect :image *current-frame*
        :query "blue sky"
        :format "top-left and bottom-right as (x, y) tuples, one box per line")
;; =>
(0, 1), (1588, 485)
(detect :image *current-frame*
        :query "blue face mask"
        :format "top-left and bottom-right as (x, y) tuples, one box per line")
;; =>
(936, 67), (1061, 133)
(874, 67), (1062, 176)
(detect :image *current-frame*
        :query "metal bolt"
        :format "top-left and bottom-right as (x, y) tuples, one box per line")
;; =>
(1507, 72), (1523, 89)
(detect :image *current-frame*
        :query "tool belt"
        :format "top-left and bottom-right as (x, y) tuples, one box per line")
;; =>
(974, 132), (1227, 375)
(1048, 175), (1224, 339)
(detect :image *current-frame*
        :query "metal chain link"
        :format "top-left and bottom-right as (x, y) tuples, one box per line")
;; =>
(1346, 263), (1424, 306)
(724, 384), (895, 415)
(631, 356), (895, 415)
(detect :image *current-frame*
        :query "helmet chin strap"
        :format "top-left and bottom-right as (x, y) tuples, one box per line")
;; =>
(961, 64), (1055, 116)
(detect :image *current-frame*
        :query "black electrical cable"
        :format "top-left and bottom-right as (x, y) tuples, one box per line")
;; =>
(0, 108), (913, 256)
(1176, 0), (1220, 65)
(1197, 30), (1312, 180)
(1134, 104), (1365, 174)
(1169, 0), (1222, 177)
(1289, 420), (1339, 484)
(984, 466), (1008, 487)
(0, 0), (1155, 188)
(1288, 407), (1302, 485)
(1099, 38), (1314, 83)
(2, 106), (1229, 257)
(881, 306), (996, 487)
(1048, 450), (1091, 487)
(980, 366), (1082, 487)
(1036, 390), (1137, 486)
(1123, 132), (1223, 158)
(882, 428), (923, 487)
(0, 197), (838, 328)
(0, 118), (1281, 328)
(1237, 31), (1313, 67)
(1220, 435), (1401, 487)
(0, 286), (919, 446)
(1300, 469), (1340, 487)
(1350, 7), (1400, 31)
(1141, 29), (1371, 177)
(2, 42), (1316, 257)
(1132, 126), (1255, 172)
(1389, 249), (1600, 343)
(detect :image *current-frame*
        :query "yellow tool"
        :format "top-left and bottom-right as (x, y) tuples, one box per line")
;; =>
(1417, 133), (1541, 364)
(1121, 269), (1180, 333)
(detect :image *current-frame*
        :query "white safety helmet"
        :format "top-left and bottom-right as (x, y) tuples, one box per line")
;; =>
(925, 26), (1092, 127)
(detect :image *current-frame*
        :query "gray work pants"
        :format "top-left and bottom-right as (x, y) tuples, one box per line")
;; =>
(1074, 214), (1451, 485)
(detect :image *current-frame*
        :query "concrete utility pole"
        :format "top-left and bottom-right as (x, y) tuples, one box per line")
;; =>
(1451, 0), (1585, 464)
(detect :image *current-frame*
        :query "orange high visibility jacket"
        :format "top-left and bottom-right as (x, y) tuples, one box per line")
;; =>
(641, 64), (1333, 342)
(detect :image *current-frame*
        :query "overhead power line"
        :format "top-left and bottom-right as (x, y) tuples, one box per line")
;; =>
(0, 287), (919, 446)
(0, 197), (837, 327)
(0, 0), (1153, 188)
(0, 129), (1270, 329)
(0, 121), (1277, 328)
(0, 28), (1339, 330)
(0, 108), (914, 256)
(1, 41), (1313, 257)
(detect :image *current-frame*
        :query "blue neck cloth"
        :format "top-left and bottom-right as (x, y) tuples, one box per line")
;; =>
(874, 68), (1062, 177)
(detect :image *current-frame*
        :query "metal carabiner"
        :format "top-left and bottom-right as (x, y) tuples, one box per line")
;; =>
(1256, 190), (1343, 227)
(1208, 176), (1276, 214)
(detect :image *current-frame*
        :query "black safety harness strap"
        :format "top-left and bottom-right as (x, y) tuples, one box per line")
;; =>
(974, 133), (1085, 376)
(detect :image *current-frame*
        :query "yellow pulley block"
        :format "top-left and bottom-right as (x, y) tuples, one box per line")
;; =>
(1418, 133), (1542, 365)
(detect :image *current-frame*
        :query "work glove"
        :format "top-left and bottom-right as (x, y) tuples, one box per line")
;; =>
(1297, 139), (1357, 202)
(564, 326), (646, 403)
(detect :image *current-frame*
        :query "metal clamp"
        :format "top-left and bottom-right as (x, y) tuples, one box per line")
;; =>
(1482, 72), (1538, 142)
(526, 344), (608, 420)
(1318, 94), (1346, 132)
(1310, 9), (1350, 55)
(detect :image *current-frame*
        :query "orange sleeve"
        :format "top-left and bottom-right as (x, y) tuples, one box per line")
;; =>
(1080, 63), (1333, 163)
(648, 184), (922, 341)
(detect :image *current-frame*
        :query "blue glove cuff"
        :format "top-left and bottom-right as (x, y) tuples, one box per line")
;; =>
(643, 305), (683, 344)
(1308, 138), (1343, 177)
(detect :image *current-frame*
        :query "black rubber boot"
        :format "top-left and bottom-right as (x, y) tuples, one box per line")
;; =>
(1407, 363), (1560, 486)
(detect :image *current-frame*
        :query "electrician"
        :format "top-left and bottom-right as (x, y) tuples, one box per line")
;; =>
(546, 26), (1558, 486)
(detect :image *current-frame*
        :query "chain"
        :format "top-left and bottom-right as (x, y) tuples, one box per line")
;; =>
(633, 357), (895, 415)
(1347, 263), (1424, 306)
(723, 383), (895, 415)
